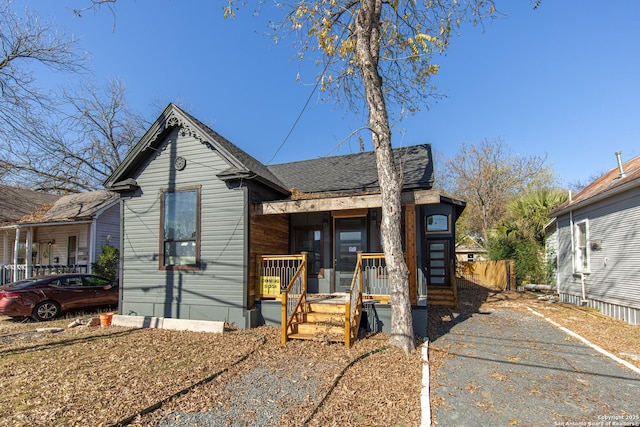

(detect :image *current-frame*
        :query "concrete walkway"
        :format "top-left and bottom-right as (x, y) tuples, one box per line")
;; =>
(430, 307), (640, 427)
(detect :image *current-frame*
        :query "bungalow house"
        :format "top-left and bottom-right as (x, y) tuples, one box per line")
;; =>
(0, 190), (120, 284)
(105, 103), (465, 342)
(548, 152), (640, 325)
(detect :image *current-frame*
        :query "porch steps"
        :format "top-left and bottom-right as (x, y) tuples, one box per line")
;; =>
(289, 301), (347, 343)
(428, 287), (457, 307)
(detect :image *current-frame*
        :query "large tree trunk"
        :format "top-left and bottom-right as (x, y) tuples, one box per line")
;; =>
(355, 0), (415, 354)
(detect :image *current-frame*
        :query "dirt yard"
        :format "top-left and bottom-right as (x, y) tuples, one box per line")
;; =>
(0, 286), (637, 426)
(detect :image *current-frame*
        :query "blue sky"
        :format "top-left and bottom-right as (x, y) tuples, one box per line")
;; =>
(18, 0), (640, 187)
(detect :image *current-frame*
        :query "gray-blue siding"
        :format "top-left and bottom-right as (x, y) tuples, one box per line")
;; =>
(94, 203), (121, 255)
(555, 186), (640, 320)
(119, 128), (250, 327)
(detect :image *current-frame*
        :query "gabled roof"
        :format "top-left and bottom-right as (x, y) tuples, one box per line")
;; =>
(268, 144), (433, 194)
(549, 154), (640, 217)
(0, 185), (60, 224)
(105, 103), (435, 198)
(105, 103), (289, 194)
(19, 190), (119, 224)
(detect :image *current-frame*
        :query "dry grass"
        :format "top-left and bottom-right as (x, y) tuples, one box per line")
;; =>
(0, 315), (421, 427)
(1, 287), (637, 426)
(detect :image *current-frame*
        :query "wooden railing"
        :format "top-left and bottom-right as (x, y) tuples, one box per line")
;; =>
(258, 254), (307, 345)
(345, 253), (363, 346)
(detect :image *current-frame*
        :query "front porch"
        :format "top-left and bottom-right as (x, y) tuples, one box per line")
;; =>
(257, 252), (456, 346)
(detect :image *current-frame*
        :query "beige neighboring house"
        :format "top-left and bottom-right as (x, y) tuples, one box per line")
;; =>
(455, 235), (488, 263)
(1, 190), (120, 284)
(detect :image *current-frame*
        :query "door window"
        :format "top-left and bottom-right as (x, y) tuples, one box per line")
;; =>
(427, 240), (449, 286)
(334, 217), (367, 292)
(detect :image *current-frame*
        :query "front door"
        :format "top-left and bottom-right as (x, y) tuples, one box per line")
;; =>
(426, 240), (450, 287)
(334, 217), (366, 293)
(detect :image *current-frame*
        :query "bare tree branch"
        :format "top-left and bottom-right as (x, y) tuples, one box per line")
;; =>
(0, 0), (87, 138)
(1, 78), (148, 193)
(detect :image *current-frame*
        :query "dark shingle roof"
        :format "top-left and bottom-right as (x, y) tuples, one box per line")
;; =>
(106, 104), (434, 198)
(179, 109), (288, 191)
(267, 144), (434, 194)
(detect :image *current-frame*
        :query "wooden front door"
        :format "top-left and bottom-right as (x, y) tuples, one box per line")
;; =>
(426, 240), (450, 287)
(334, 217), (366, 293)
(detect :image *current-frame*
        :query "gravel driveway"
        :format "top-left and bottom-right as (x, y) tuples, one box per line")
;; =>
(430, 307), (640, 427)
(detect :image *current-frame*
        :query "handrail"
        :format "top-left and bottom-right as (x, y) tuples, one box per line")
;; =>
(345, 252), (365, 346)
(271, 253), (307, 345)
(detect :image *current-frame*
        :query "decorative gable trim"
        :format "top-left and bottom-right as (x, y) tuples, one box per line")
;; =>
(164, 111), (216, 153)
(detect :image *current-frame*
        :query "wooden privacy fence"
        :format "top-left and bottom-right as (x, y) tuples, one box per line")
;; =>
(457, 260), (515, 290)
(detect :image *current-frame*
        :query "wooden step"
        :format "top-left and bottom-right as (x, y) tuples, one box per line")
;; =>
(297, 322), (345, 336)
(427, 287), (456, 307)
(428, 299), (456, 307)
(297, 311), (344, 324)
(288, 332), (345, 342)
(306, 301), (346, 314)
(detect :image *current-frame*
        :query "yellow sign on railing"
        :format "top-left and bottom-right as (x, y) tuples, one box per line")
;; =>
(260, 276), (281, 296)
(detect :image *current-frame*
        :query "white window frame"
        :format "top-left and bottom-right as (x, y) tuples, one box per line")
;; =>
(574, 220), (590, 273)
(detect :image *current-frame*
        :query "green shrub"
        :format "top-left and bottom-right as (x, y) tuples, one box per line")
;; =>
(92, 244), (119, 282)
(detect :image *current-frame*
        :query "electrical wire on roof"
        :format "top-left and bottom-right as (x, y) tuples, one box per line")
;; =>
(266, 64), (326, 165)
(266, 22), (350, 165)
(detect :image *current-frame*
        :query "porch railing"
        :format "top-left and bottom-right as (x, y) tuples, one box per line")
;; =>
(345, 252), (367, 346)
(0, 264), (89, 285)
(258, 254), (307, 345)
(360, 253), (389, 297)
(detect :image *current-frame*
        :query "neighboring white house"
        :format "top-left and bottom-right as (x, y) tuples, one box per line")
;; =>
(548, 152), (640, 325)
(0, 190), (120, 284)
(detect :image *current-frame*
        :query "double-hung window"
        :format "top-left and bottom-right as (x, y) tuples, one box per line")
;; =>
(574, 220), (589, 273)
(160, 186), (200, 269)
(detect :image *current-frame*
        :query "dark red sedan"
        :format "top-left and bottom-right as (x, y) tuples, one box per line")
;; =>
(0, 274), (118, 321)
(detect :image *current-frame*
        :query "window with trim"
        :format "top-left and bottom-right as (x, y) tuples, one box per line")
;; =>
(426, 214), (449, 233)
(160, 187), (200, 269)
(294, 228), (323, 277)
(574, 220), (589, 273)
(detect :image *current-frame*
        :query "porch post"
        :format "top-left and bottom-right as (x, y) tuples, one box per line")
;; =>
(405, 204), (417, 305)
(25, 227), (33, 278)
(88, 219), (97, 274)
(3, 231), (7, 265)
(13, 227), (20, 282)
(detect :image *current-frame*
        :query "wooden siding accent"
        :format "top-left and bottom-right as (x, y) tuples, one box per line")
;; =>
(256, 189), (440, 215)
(405, 203), (417, 305)
(249, 213), (289, 304)
(331, 208), (368, 218)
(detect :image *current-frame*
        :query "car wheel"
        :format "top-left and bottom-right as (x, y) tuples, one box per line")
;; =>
(32, 301), (60, 321)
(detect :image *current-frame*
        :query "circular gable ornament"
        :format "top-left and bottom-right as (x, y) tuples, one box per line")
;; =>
(174, 156), (186, 171)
